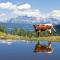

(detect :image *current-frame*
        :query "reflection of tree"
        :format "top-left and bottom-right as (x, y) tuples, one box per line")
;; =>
(34, 41), (53, 53)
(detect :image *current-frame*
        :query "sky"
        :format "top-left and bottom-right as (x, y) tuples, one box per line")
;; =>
(0, 0), (60, 22)
(0, 0), (60, 12)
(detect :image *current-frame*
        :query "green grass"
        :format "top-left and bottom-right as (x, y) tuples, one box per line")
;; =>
(20, 36), (60, 42)
(0, 32), (60, 42)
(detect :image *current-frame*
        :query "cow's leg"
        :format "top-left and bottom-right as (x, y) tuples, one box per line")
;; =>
(48, 41), (51, 48)
(37, 31), (39, 37)
(47, 29), (52, 36)
(36, 31), (40, 37)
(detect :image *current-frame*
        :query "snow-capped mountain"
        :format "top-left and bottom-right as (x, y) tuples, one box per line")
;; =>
(7, 16), (34, 24)
(39, 18), (60, 25)
(6, 16), (60, 25)
(0, 16), (60, 33)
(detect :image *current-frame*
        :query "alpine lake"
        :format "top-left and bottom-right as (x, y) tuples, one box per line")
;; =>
(0, 39), (60, 60)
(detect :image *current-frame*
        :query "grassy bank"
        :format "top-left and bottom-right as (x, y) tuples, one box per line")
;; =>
(0, 32), (60, 42)
(20, 36), (60, 42)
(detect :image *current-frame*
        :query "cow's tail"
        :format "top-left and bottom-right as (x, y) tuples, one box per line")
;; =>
(52, 25), (56, 32)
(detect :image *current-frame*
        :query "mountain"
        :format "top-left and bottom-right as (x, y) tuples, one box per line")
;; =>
(0, 22), (34, 31)
(7, 16), (34, 24)
(0, 16), (60, 34)
(54, 25), (60, 35)
(0, 21), (60, 35)
(39, 18), (60, 25)
(7, 16), (60, 25)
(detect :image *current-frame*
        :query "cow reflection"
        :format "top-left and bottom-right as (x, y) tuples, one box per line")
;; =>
(34, 41), (53, 53)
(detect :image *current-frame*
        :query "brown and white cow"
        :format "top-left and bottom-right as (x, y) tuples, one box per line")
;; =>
(34, 41), (53, 53)
(33, 24), (56, 37)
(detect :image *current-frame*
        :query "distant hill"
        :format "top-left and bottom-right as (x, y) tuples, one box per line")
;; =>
(0, 22), (34, 31)
(0, 22), (60, 32)
(5, 16), (60, 25)
(54, 25), (60, 35)
(0, 15), (60, 35)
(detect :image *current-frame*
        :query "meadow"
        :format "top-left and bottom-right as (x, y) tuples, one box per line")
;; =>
(0, 32), (60, 42)
(0, 25), (60, 42)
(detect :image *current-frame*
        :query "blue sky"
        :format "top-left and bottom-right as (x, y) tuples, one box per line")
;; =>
(0, 0), (60, 22)
(0, 0), (60, 12)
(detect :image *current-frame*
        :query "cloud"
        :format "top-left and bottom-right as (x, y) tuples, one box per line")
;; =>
(0, 2), (31, 11)
(17, 3), (31, 10)
(0, 2), (60, 24)
(50, 10), (60, 17)
(0, 2), (41, 18)
(0, 13), (10, 22)
(48, 10), (60, 19)
(0, 2), (60, 19)
(13, 9), (41, 17)
(0, 2), (17, 11)
(0, 13), (6, 17)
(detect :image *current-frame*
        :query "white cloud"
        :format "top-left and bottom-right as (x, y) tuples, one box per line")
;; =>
(51, 10), (60, 17)
(0, 2), (17, 11)
(29, 9), (41, 17)
(0, 13), (6, 17)
(0, 2), (41, 18)
(0, 2), (60, 19)
(0, 2), (31, 11)
(17, 3), (31, 10)
(16, 9), (41, 17)
(0, 2), (60, 24)
(47, 10), (60, 19)
(0, 13), (10, 22)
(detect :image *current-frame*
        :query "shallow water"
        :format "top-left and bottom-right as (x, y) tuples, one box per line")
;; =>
(0, 40), (60, 60)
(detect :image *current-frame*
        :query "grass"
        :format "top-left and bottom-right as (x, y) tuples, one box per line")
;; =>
(0, 32), (60, 42)
(20, 36), (60, 42)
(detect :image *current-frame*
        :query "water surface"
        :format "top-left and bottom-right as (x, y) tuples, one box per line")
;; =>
(0, 40), (60, 60)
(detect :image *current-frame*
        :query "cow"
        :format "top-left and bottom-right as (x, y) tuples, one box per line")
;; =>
(34, 41), (53, 53)
(33, 24), (56, 37)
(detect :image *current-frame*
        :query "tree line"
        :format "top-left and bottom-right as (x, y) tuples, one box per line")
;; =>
(0, 25), (58, 37)
(0, 25), (36, 37)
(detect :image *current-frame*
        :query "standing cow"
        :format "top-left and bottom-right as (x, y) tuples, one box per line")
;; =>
(34, 41), (53, 53)
(33, 24), (56, 37)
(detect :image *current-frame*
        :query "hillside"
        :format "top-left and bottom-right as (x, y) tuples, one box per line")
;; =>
(0, 22), (60, 35)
